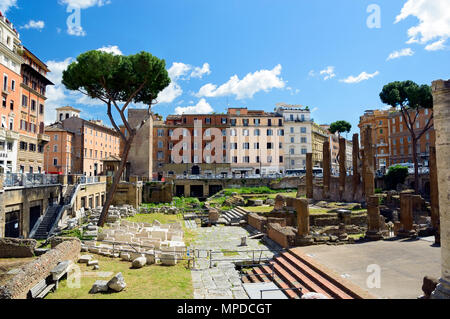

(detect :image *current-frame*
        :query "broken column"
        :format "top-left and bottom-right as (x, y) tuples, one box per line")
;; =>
(365, 195), (383, 241)
(306, 153), (313, 199)
(431, 79), (450, 299)
(352, 134), (360, 196)
(323, 140), (331, 199)
(294, 198), (313, 246)
(338, 137), (346, 200)
(429, 146), (440, 245)
(398, 192), (417, 238)
(363, 127), (375, 201)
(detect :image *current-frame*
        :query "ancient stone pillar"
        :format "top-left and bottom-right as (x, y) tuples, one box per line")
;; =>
(431, 79), (450, 299)
(323, 140), (331, 199)
(352, 134), (360, 195)
(306, 153), (313, 199)
(274, 195), (287, 211)
(338, 137), (346, 199)
(365, 195), (383, 240)
(294, 198), (313, 246)
(363, 127), (375, 201)
(429, 146), (440, 245)
(398, 192), (417, 238)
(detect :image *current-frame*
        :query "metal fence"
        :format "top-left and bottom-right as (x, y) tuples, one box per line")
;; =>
(3, 173), (60, 188)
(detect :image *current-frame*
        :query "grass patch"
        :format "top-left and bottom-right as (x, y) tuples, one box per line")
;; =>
(310, 208), (333, 215)
(223, 187), (279, 196)
(221, 250), (240, 257)
(244, 206), (274, 213)
(46, 254), (193, 299)
(348, 233), (365, 240)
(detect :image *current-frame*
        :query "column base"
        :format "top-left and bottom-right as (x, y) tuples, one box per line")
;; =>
(295, 235), (314, 247)
(431, 278), (450, 299)
(365, 230), (383, 241)
(397, 230), (418, 239)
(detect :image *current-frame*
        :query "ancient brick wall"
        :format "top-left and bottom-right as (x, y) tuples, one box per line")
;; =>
(267, 223), (296, 248)
(143, 182), (173, 203)
(0, 238), (37, 258)
(309, 214), (367, 227)
(0, 238), (81, 299)
(247, 213), (267, 232)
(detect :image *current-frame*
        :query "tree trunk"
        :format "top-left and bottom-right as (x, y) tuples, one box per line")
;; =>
(97, 134), (135, 227)
(411, 134), (420, 194)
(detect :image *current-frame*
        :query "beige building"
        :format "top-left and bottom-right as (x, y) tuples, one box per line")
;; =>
(275, 104), (312, 171)
(311, 123), (329, 168)
(228, 108), (284, 177)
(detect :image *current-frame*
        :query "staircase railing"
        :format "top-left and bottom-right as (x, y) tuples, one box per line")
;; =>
(47, 184), (81, 237)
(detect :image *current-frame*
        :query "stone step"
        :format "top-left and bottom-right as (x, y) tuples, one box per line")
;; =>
(274, 255), (336, 299)
(268, 262), (305, 299)
(287, 249), (363, 299)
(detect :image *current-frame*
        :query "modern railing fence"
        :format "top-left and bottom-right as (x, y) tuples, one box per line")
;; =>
(3, 173), (60, 188)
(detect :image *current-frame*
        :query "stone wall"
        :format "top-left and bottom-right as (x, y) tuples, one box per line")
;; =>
(143, 182), (173, 203)
(309, 213), (367, 227)
(247, 213), (267, 232)
(0, 238), (37, 258)
(0, 238), (81, 299)
(111, 181), (143, 209)
(73, 181), (107, 212)
(267, 223), (296, 248)
(313, 176), (365, 203)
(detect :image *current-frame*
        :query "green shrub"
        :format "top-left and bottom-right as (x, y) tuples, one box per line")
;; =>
(384, 165), (409, 190)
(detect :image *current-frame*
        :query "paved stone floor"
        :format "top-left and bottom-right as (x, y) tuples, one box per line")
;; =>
(296, 237), (441, 299)
(189, 226), (280, 299)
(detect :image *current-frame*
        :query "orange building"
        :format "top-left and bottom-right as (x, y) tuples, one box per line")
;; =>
(0, 13), (23, 173)
(358, 109), (390, 171)
(387, 108), (435, 167)
(44, 123), (74, 175)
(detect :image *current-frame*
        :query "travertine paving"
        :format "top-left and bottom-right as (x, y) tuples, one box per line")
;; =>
(189, 226), (279, 299)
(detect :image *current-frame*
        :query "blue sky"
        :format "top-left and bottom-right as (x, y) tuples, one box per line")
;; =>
(2, 0), (449, 135)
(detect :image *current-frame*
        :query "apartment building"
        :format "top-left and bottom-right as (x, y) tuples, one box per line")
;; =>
(58, 115), (121, 176)
(153, 113), (230, 179)
(44, 123), (74, 175)
(18, 47), (52, 174)
(311, 123), (329, 168)
(387, 108), (435, 167)
(0, 14), (22, 173)
(275, 104), (312, 171)
(228, 108), (284, 177)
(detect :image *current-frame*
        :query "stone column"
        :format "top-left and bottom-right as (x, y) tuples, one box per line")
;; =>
(429, 146), (440, 245)
(431, 79), (450, 299)
(294, 198), (313, 245)
(306, 153), (313, 199)
(323, 141), (331, 199)
(363, 127), (375, 201)
(352, 134), (360, 195)
(338, 137), (346, 200)
(365, 195), (383, 240)
(398, 192), (417, 238)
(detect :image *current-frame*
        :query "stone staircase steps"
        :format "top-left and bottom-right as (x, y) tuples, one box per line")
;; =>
(241, 248), (371, 299)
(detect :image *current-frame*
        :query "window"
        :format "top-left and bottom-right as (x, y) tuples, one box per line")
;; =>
(416, 122), (420, 129)
(290, 148), (295, 155)
(254, 143), (260, 149)
(301, 137), (307, 143)
(243, 143), (250, 150)
(254, 119), (260, 126)
(243, 119), (249, 126)
(10, 100), (13, 110)
(392, 126), (396, 134)
(54, 135), (58, 141)
(7, 142), (13, 151)
(29, 144), (36, 152)
(278, 129), (284, 136)
(157, 129), (164, 137)
(222, 129), (226, 136)
(53, 145), (58, 152)
(380, 129), (383, 134)
(205, 118), (211, 124)
(221, 118), (227, 124)
(2, 96), (6, 108)
(291, 160), (295, 166)
(301, 127), (307, 134)
(256, 156), (260, 163)
(231, 143), (238, 150)
(267, 143), (273, 150)
(20, 142), (27, 151)
(243, 129), (249, 136)
(267, 156), (273, 163)
(301, 148), (307, 155)
(254, 129), (260, 136)
(22, 95), (28, 107)
(243, 156), (250, 163)
(53, 158), (58, 166)
(205, 129), (211, 137)
(158, 141), (163, 148)
(267, 129), (273, 136)
(31, 100), (36, 111)
(193, 142), (198, 150)
(11, 80), (15, 91)
(157, 151), (164, 160)
(230, 119), (236, 126)
(232, 156), (238, 163)
(290, 137), (295, 143)
(279, 156), (284, 163)
(290, 127), (294, 134)
(268, 119), (272, 127)
(3, 75), (7, 91)
(230, 129), (237, 136)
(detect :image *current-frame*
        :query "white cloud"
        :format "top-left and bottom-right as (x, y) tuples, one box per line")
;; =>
(286, 87), (300, 95)
(387, 48), (414, 61)
(67, 25), (86, 37)
(191, 63), (211, 79)
(175, 99), (214, 115)
(319, 66), (336, 80)
(157, 82), (183, 104)
(196, 64), (285, 100)
(59, 0), (111, 9)
(0, 0), (17, 13)
(21, 20), (45, 30)
(168, 62), (191, 80)
(340, 71), (380, 84)
(97, 45), (122, 55)
(395, 0), (450, 50)
(425, 39), (446, 51)
(311, 107), (319, 113)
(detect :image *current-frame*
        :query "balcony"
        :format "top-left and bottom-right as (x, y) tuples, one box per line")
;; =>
(38, 133), (51, 143)
(3, 173), (60, 188)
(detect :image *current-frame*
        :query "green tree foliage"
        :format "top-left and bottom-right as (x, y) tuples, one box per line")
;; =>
(379, 81), (433, 194)
(384, 165), (409, 190)
(62, 50), (170, 226)
(329, 121), (352, 136)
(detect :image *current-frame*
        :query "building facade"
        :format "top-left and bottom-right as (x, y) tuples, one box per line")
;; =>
(0, 14), (22, 174)
(311, 123), (329, 168)
(228, 108), (284, 177)
(275, 104), (312, 171)
(44, 123), (74, 175)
